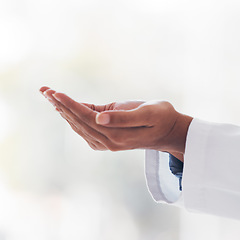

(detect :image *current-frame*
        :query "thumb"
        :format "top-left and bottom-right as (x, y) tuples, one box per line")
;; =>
(95, 106), (153, 128)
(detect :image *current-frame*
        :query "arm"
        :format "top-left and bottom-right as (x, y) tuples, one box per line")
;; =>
(40, 86), (240, 220)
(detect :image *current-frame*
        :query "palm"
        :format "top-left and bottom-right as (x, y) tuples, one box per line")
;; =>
(83, 101), (145, 112)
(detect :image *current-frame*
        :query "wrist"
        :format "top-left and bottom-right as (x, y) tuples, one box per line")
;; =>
(169, 152), (184, 162)
(164, 113), (193, 158)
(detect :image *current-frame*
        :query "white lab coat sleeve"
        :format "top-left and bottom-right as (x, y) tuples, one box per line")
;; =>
(183, 118), (240, 220)
(145, 118), (240, 219)
(145, 149), (183, 205)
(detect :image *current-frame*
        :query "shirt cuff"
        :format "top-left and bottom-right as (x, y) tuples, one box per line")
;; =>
(145, 149), (183, 205)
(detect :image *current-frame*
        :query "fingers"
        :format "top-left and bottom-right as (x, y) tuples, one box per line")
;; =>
(53, 92), (98, 126)
(42, 88), (57, 104)
(41, 88), (65, 113)
(82, 102), (116, 112)
(62, 112), (110, 150)
(40, 87), (58, 108)
(39, 87), (158, 151)
(95, 106), (154, 128)
(57, 99), (150, 150)
(39, 86), (50, 94)
(55, 95), (154, 149)
(40, 88), (104, 140)
(65, 118), (107, 151)
(40, 87), (110, 150)
(52, 95), (111, 148)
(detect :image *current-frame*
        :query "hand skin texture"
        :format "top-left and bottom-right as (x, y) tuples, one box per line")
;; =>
(40, 86), (193, 162)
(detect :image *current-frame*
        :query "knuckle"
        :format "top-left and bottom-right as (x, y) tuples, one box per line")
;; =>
(159, 101), (173, 112)
(140, 104), (153, 115)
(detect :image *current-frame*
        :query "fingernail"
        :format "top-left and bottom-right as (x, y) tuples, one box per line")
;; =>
(96, 113), (110, 125)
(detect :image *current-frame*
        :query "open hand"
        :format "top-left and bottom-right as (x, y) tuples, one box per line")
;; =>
(40, 86), (192, 160)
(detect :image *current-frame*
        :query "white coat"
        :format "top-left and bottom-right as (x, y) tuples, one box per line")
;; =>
(145, 118), (240, 220)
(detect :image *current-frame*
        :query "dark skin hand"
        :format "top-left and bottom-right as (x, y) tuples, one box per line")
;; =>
(40, 86), (193, 162)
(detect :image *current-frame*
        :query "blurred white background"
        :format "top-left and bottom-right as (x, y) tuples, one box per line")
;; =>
(1, 0), (240, 239)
